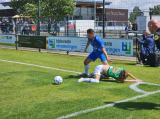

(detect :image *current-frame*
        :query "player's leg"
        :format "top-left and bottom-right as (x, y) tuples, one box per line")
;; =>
(78, 58), (92, 76)
(78, 65), (102, 83)
(99, 53), (108, 65)
(79, 51), (97, 76)
(78, 77), (100, 83)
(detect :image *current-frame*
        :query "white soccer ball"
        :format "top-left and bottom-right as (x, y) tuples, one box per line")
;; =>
(54, 76), (63, 84)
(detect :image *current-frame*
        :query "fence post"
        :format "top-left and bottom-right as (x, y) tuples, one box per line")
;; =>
(67, 15), (69, 37)
(16, 35), (17, 50)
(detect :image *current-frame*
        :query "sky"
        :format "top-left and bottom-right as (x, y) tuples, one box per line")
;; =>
(0, 0), (160, 11)
(0, 0), (11, 10)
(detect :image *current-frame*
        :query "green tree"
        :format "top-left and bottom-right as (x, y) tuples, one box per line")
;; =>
(133, 6), (142, 17)
(129, 6), (142, 23)
(10, 0), (76, 17)
(129, 12), (135, 23)
(150, 5), (160, 15)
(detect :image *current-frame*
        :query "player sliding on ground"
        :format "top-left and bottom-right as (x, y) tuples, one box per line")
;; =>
(78, 65), (142, 83)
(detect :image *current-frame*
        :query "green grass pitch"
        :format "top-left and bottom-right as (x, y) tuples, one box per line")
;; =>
(0, 48), (160, 119)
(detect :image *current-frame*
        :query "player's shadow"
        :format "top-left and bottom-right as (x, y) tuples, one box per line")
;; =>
(67, 75), (123, 83)
(103, 102), (160, 110)
(100, 79), (123, 83)
(68, 75), (88, 79)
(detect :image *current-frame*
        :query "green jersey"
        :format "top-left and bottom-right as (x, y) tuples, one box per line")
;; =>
(107, 66), (124, 79)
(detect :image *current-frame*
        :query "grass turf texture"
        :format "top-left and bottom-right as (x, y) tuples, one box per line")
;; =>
(0, 48), (160, 119)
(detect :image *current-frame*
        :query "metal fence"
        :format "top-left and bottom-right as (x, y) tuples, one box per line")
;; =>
(0, 11), (159, 38)
(0, 20), (139, 39)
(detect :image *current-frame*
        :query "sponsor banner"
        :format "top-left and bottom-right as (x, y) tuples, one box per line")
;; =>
(0, 35), (15, 44)
(48, 37), (93, 52)
(103, 39), (133, 56)
(19, 36), (46, 49)
(48, 37), (133, 56)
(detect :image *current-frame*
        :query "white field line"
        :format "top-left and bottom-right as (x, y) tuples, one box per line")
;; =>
(0, 59), (81, 74)
(57, 82), (160, 119)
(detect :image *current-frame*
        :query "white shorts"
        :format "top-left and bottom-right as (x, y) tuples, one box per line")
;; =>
(94, 65), (103, 75)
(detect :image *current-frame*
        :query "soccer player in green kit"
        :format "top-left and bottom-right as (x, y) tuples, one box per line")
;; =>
(78, 65), (142, 83)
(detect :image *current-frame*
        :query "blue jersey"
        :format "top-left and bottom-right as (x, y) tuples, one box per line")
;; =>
(88, 34), (105, 54)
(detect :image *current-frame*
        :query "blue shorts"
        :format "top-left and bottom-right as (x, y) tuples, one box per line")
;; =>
(87, 51), (107, 62)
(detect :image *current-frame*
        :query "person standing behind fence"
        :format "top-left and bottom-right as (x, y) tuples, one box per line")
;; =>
(5, 19), (10, 34)
(113, 20), (116, 26)
(136, 31), (155, 65)
(125, 23), (129, 31)
(128, 23), (132, 32)
(78, 29), (113, 76)
(30, 20), (36, 35)
(148, 19), (160, 50)
(0, 20), (1, 34)
(132, 20), (138, 31)
(15, 19), (19, 34)
(53, 19), (57, 33)
(47, 18), (52, 33)
(11, 19), (15, 34)
(109, 19), (113, 26)
(20, 18), (24, 34)
(1, 19), (6, 33)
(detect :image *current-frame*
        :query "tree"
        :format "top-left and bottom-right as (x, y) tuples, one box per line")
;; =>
(10, 0), (76, 17)
(129, 12), (136, 23)
(133, 6), (142, 17)
(150, 5), (160, 15)
(129, 6), (142, 23)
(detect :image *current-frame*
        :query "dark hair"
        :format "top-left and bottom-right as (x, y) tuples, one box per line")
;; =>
(119, 70), (128, 80)
(87, 29), (94, 34)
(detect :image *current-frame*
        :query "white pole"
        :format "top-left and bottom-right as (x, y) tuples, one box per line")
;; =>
(94, 0), (96, 31)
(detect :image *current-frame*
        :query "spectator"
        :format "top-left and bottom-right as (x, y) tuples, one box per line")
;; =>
(47, 18), (52, 33)
(109, 19), (113, 26)
(1, 19), (6, 33)
(15, 18), (19, 34)
(5, 19), (9, 33)
(20, 18), (24, 34)
(0, 20), (2, 34)
(53, 19), (57, 33)
(11, 19), (15, 34)
(128, 23), (132, 31)
(30, 20), (36, 35)
(132, 20), (138, 31)
(22, 23), (31, 35)
(136, 31), (155, 65)
(125, 23), (129, 31)
(113, 20), (116, 26)
(40, 21), (42, 31)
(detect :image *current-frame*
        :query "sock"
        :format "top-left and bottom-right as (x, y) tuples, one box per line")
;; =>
(83, 78), (99, 83)
(100, 74), (108, 79)
(85, 65), (89, 74)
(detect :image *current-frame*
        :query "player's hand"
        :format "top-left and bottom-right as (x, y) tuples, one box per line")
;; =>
(84, 49), (87, 53)
(135, 79), (142, 82)
(108, 59), (114, 64)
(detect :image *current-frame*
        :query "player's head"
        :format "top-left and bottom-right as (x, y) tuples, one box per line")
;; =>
(148, 19), (160, 34)
(87, 29), (95, 39)
(119, 70), (128, 80)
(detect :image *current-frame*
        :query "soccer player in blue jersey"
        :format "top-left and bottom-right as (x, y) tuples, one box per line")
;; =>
(79, 29), (113, 76)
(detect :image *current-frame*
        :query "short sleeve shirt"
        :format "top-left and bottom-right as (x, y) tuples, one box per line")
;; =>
(88, 34), (105, 54)
(107, 66), (124, 79)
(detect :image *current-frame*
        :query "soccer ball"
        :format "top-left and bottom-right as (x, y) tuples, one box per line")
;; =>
(54, 76), (63, 84)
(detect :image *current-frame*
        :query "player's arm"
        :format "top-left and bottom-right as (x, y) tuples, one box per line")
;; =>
(84, 41), (90, 53)
(119, 73), (142, 82)
(101, 47), (113, 63)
